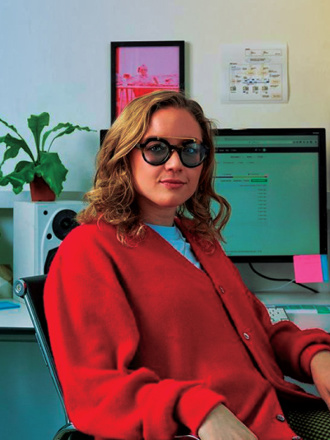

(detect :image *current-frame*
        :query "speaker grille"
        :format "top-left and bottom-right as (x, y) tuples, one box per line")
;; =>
(52, 209), (79, 241)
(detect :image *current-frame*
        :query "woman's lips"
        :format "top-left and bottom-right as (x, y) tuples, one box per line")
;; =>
(160, 179), (185, 189)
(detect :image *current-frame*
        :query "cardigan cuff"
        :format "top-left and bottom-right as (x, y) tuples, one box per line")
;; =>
(176, 386), (225, 436)
(300, 344), (330, 377)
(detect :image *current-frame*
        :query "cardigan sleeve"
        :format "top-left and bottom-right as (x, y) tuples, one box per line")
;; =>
(245, 286), (330, 382)
(44, 226), (223, 440)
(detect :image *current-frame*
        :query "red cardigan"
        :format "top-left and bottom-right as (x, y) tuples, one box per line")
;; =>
(44, 218), (330, 440)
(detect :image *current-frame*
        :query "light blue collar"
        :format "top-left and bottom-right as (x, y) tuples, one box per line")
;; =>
(146, 223), (201, 269)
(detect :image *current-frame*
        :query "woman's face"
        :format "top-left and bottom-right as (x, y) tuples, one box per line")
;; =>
(129, 107), (203, 225)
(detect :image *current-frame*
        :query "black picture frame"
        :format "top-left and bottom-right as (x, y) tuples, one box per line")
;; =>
(111, 40), (185, 122)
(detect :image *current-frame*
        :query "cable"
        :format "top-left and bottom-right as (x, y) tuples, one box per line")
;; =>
(248, 263), (319, 294)
(255, 280), (295, 293)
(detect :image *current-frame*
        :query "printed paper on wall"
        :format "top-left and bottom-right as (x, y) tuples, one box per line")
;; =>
(221, 43), (288, 104)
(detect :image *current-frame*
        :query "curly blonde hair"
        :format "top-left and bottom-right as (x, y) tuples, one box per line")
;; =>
(77, 90), (231, 246)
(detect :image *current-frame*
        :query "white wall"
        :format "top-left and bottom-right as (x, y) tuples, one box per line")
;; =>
(1, 0), (330, 269)
(1, 0), (330, 275)
(1, 0), (330, 194)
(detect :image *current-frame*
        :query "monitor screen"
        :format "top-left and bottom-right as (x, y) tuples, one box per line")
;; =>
(213, 128), (327, 262)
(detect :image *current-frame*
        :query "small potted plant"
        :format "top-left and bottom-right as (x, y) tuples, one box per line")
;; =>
(0, 112), (95, 201)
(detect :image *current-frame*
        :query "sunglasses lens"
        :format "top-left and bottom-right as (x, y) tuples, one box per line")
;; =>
(143, 141), (169, 164)
(181, 143), (205, 167)
(140, 139), (207, 167)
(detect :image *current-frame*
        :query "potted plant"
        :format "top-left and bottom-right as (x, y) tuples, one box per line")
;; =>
(0, 112), (95, 201)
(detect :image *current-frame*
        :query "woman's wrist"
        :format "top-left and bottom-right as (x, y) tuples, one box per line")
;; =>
(310, 350), (330, 374)
(176, 386), (224, 436)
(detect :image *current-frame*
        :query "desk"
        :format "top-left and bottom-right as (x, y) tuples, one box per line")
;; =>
(1, 293), (328, 440)
(0, 301), (63, 440)
(0, 299), (33, 339)
(256, 290), (330, 332)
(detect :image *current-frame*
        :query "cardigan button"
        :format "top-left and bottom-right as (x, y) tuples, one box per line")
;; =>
(243, 332), (250, 340)
(218, 286), (225, 294)
(276, 414), (285, 422)
(292, 436), (302, 440)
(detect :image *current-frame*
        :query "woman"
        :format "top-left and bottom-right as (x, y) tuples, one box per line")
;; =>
(45, 91), (330, 440)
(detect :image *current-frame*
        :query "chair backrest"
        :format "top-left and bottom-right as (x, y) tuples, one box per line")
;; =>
(14, 275), (93, 440)
(14, 276), (197, 440)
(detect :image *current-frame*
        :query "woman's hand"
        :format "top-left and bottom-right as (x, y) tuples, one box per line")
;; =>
(310, 350), (330, 410)
(197, 404), (258, 440)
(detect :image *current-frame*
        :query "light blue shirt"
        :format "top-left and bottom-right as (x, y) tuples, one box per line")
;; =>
(146, 223), (201, 269)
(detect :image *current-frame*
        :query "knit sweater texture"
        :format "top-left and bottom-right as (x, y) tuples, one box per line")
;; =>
(44, 218), (330, 440)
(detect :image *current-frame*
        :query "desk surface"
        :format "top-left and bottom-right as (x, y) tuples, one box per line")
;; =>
(256, 289), (330, 305)
(0, 299), (33, 331)
(256, 290), (330, 332)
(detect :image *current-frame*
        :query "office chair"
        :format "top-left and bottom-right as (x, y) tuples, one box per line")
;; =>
(14, 275), (93, 440)
(14, 275), (199, 440)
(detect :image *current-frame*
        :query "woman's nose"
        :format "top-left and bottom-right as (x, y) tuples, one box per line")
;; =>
(164, 150), (183, 170)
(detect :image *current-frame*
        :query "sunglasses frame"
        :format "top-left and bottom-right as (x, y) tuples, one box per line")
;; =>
(135, 136), (208, 168)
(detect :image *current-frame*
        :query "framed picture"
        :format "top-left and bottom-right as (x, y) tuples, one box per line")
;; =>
(111, 41), (185, 122)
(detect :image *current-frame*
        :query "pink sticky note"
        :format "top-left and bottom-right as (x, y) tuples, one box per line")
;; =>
(293, 255), (323, 283)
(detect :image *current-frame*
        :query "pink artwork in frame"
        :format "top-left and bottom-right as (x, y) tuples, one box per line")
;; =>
(111, 41), (185, 121)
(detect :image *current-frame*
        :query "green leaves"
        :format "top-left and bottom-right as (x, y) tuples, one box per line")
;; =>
(0, 112), (95, 197)
(0, 161), (35, 194)
(0, 118), (35, 162)
(0, 118), (20, 136)
(0, 153), (68, 196)
(34, 152), (68, 196)
(27, 112), (50, 153)
(0, 133), (33, 165)
(42, 122), (95, 151)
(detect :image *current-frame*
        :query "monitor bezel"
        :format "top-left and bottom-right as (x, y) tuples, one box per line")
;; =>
(213, 128), (327, 263)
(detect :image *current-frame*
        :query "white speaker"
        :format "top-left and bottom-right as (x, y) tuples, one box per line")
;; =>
(13, 201), (85, 299)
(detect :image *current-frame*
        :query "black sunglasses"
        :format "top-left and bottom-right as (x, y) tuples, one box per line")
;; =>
(135, 137), (208, 168)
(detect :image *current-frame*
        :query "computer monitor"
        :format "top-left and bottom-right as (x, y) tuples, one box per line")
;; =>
(213, 128), (327, 262)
